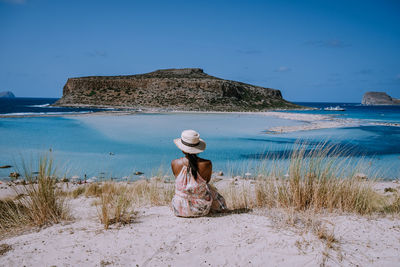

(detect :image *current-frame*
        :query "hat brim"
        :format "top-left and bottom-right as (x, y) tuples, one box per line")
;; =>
(174, 138), (206, 154)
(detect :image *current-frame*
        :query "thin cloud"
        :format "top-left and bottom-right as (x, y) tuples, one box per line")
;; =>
(327, 77), (341, 82)
(0, 0), (26, 4)
(305, 39), (351, 48)
(274, 66), (291, 72)
(85, 50), (108, 58)
(396, 74), (400, 80)
(236, 49), (262, 55)
(356, 69), (373, 75)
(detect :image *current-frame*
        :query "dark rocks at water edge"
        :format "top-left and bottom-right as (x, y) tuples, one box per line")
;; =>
(9, 172), (20, 178)
(0, 91), (15, 98)
(362, 92), (400, 105)
(0, 165), (12, 169)
(55, 68), (300, 111)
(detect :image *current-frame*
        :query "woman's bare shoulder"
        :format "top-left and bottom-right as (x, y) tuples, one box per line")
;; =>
(171, 158), (183, 166)
(197, 157), (212, 165)
(197, 157), (212, 182)
(171, 158), (184, 176)
(197, 158), (212, 172)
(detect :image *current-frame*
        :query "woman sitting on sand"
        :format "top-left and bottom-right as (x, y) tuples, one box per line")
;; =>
(171, 129), (227, 217)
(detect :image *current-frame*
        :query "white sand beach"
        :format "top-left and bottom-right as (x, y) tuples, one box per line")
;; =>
(81, 110), (357, 134)
(261, 112), (356, 133)
(1, 180), (400, 267)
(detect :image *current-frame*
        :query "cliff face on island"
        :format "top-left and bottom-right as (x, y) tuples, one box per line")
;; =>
(55, 68), (299, 111)
(362, 92), (400, 105)
(0, 91), (15, 98)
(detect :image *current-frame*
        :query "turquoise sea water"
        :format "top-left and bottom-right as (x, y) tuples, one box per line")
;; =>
(291, 102), (400, 123)
(0, 99), (399, 180)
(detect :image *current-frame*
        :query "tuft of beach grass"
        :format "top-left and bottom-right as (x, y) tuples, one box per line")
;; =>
(95, 177), (174, 229)
(85, 183), (102, 197)
(0, 156), (70, 235)
(96, 182), (135, 229)
(253, 142), (384, 215)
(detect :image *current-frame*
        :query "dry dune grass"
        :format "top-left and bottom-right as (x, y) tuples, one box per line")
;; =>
(128, 178), (174, 206)
(79, 179), (174, 206)
(84, 183), (102, 197)
(383, 192), (400, 213)
(73, 178), (174, 228)
(0, 157), (69, 235)
(67, 183), (102, 199)
(216, 142), (398, 217)
(217, 182), (255, 211)
(254, 176), (382, 215)
(97, 183), (134, 229)
(253, 142), (385, 215)
(18, 157), (69, 226)
(70, 187), (85, 198)
(0, 198), (30, 232)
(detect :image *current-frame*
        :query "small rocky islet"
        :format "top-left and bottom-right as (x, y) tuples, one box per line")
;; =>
(362, 91), (400, 105)
(55, 68), (301, 111)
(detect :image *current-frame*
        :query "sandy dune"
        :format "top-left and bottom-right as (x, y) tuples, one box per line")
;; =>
(1, 193), (400, 267)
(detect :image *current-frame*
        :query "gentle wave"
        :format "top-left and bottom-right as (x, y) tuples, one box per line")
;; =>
(1, 111), (93, 116)
(27, 103), (51, 108)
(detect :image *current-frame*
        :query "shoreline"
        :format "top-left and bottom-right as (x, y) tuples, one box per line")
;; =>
(0, 108), (312, 118)
(0, 108), (360, 134)
(1, 109), (397, 134)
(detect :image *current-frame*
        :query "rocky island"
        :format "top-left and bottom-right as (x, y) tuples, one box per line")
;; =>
(55, 68), (299, 111)
(362, 91), (400, 105)
(0, 91), (15, 98)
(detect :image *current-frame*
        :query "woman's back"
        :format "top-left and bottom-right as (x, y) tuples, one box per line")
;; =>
(171, 157), (212, 182)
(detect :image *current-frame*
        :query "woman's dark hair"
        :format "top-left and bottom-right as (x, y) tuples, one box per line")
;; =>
(185, 153), (199, 180)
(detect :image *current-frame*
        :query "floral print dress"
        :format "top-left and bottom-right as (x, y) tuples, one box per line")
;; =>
(172, 165), (227, 217)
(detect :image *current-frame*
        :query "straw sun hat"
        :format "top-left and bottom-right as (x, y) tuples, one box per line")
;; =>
(174, 129), (206, 154)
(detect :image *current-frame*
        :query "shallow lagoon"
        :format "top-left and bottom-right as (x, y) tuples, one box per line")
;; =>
(0, 113), (399, 179)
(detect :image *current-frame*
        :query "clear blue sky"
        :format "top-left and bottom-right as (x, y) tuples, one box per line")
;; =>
(0, 0), (399, 102)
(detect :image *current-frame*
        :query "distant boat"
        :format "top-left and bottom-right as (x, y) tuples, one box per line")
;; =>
(323, 106), (346, 111)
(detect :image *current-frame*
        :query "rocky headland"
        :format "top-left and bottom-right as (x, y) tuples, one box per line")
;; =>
(0, 91), (15, 98)
(55, 68), (300, 111)
(362, 91), (400, 105)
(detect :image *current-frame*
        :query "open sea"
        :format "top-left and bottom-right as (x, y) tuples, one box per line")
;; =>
(0, 98), (399, 180)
